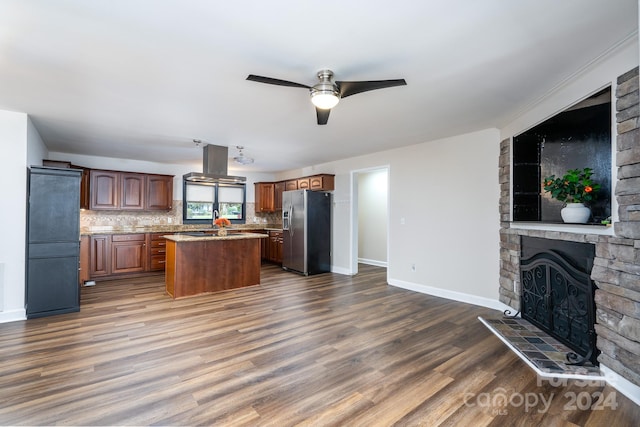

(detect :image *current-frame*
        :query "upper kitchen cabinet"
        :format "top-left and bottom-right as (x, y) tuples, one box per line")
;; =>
(146, 174), (173, 210)
(274, 181), (285, 211)
(310, 174), (334, 191)
(297, 178), (310, 189)
(89, 169), (173, 211)
(285, 180), (298, 191)
(120, 173), (146, 210)
(255, 182), (275, 212)
(90, 170), (120, 210)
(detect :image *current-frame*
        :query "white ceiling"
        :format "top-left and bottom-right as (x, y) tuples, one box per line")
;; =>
(1, 0), (637, 172)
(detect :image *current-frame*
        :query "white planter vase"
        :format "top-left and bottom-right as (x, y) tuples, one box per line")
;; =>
(560, 203), (591, 223)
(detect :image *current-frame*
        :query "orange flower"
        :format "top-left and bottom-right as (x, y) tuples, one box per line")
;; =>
(214, 218), (231, 227)
(585, 186), (593, 193)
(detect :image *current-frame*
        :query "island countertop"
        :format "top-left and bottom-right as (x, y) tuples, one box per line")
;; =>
(163, 232), (267, 242)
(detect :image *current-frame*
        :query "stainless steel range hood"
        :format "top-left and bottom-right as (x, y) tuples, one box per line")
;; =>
(183, 144), (246, 183)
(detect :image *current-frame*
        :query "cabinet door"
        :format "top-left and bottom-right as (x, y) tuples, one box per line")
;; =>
(90, 170), (120, 210)
(90, 235), (111, 277)
(147, 175), (173, 210)
(255, 183), (275, 212)
(111, 234), (146, 274)
(268, 231), (283, 263)
(274, 182), (285, 211)
(274, 232), (283, 263)
(79, 235), (90, 285)
(285, 180), (298, 191)
(120, 173), (146, 210)
(80, 168), (91, 210)
(297, 178), (310, 189)
(309, 174), (335, 191)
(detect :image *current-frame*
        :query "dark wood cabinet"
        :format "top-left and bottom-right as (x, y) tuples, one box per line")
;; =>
(149, 233), (167, 271)
(120, 173), (146, 210)
(274, 181), (285, 211)
(267, 230), (283, 263)
(310, 174), (334, 191)
(90, 170), (119, 210)
(88, 169), (173, 211)
(79, 235), (90, 285)
(146, 175), (173, 210)
(297, 178), (310, 189)
(89, 234), (111, 277)
(255, 182), (275, 212)
(285, 180), (298, 191)
(111, 234), (146, 274)
(87, 232), (167, 279)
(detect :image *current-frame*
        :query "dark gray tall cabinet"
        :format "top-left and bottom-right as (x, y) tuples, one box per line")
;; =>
(26, 166), (82, 318)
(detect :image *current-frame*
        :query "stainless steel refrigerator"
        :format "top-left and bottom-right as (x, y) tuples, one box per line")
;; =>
(282, 189), (331, 275)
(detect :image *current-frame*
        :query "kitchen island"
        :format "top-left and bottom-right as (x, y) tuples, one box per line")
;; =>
(163, 232), (267, 299)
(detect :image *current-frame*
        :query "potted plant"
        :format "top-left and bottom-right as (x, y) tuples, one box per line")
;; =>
(542, 168), (600, 223)
(214, 217), (231, 236)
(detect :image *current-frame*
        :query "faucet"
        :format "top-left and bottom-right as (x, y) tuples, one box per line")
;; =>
(212, 209), (219, 227)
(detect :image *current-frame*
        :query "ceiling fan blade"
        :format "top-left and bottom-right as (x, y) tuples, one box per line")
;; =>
(336, 79), (407, 98)
(246, 74), (310, 89)
(316, 107), (330, 125)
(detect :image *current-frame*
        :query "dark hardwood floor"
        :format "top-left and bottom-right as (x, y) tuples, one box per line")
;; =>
(0, 264), (637, 426)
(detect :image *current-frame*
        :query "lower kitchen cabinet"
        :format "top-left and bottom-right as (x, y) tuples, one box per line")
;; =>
(86, 232), (167, 280)
(89, 234), (111, 277)
(149, 233), (167, 271)
(79, 235), (90, 285)
(267, 230), (283, 264)
(111, 233), (146, 274)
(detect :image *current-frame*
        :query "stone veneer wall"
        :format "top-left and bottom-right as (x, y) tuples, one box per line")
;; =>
(80, 201), (282, 229)
(498, 67), (640, 387)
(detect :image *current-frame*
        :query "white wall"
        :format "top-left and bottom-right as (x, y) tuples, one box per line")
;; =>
(281, 128), (502, 307)
(357, 169), (388, 266)
(0, 110), (28, 321)
(26, 117), (48, 167)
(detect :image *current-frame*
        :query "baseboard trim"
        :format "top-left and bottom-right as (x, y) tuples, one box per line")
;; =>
(600, 364), (640, 406)
(388, 278), (513, 313)
(0, 308), (27, 323)
(357, 258), (388, 268)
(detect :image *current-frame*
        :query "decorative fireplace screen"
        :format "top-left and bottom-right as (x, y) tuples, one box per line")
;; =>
(520, 248), (598, 365)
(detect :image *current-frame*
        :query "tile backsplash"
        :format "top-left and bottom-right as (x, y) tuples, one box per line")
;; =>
(80, 201), (282, 229)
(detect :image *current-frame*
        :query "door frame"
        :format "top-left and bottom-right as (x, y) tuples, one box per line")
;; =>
(349, 165), (390, 277)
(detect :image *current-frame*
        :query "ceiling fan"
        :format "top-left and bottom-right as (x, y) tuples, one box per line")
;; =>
(246, 69), (406, 125)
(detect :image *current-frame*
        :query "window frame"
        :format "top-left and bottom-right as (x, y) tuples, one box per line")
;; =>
(182, 180), (246, 225)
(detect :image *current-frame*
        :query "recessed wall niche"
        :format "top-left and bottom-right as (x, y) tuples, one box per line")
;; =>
(512, 87), (612, 223)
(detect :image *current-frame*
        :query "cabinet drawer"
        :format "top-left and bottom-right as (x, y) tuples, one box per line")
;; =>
(150, 255), (166, 270)
(112, 233), (146, 242)
(151, 239), (166, 248)
(151, 247), (166, 256)
(150, 233), (167, 241)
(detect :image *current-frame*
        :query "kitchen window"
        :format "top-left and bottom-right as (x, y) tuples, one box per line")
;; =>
(183, 181), (246, 224)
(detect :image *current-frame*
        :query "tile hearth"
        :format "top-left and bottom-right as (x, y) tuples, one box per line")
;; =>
(479, 316), (603, 380)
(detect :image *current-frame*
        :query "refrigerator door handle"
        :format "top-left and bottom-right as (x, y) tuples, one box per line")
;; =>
(289, 205), (294, 238)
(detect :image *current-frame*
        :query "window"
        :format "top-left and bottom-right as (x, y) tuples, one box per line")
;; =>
(183, 181), (246, 224)
(218, 185), (245, 220)
(512, 87), (612, 224)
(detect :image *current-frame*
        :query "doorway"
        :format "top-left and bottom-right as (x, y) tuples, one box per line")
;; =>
(350, 167), (389, 275)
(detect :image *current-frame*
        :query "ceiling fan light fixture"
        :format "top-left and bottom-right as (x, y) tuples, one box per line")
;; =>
(310, 90), (340, 109)
(310, 69), (340, 109)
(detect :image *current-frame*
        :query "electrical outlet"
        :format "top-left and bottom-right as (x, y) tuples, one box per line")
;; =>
(168, 218), (173, 224)
(400, 217), (406, 225)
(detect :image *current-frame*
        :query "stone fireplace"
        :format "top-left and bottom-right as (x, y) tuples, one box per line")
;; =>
(499, 67), (640, 388)
(520, 236), (598, 365)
